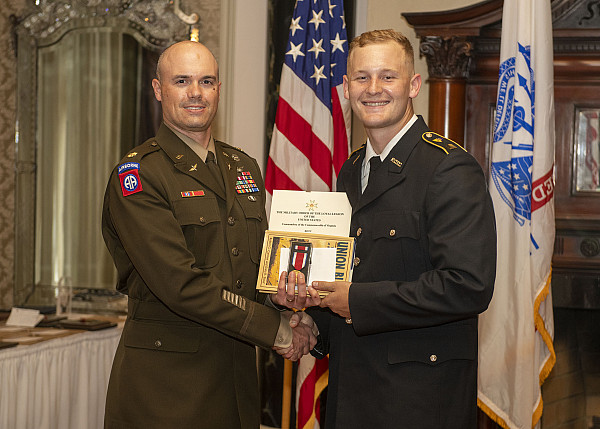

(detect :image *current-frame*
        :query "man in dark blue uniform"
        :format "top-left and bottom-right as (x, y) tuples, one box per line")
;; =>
(274, 29), (496, 429)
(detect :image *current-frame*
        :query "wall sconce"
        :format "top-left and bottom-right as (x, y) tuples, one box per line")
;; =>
(172, 0), (200, 41)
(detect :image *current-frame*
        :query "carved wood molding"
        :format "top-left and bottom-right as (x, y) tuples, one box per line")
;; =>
(420, 36), (472, 79)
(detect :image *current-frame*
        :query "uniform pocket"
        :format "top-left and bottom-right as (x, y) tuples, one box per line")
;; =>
(369, 211), (423, 278)
(172, 197), (222, 268)
(237, 194), (265, 264)
(123, 319), (200, 353)
(387, 321), (477, 366)
(372, 211), (420, 240)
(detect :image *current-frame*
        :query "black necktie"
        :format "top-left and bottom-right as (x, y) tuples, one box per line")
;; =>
(369, 156), (382, 174)
(363, 156), (382, 193)
(205, 151), (225, 192)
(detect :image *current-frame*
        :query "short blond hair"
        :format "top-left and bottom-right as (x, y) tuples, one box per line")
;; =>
(348, 29), (415, 72)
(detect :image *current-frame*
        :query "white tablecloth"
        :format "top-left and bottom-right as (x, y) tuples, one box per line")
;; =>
(0, 326), (122, 429)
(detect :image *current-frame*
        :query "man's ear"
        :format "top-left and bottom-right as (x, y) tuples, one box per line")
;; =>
(342, 75), (350, 100)
(152, 79), (162, 102)
(409, 73), (422, 99)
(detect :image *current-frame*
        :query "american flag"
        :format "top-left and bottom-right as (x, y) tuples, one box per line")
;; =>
(265, 0), (351, 204)
(265, 1), (351, 428)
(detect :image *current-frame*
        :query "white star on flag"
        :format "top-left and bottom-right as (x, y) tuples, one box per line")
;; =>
(308, 38), (325, 59)
(286, 42), (305, 62)
(289, 16), (303, 36)
(310, 64), (326, 85)
(328, 0), (336, 17)
(330, 33), (346, 53)
(308, 9), (325, 30)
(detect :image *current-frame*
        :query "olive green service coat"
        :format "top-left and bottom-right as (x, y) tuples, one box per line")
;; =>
(309, 117), (497, 429)
(102, 124), (280, 429)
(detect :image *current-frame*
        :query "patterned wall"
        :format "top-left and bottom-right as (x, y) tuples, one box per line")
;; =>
(0, 0), (220, 309)
(0, 0), (25, 309)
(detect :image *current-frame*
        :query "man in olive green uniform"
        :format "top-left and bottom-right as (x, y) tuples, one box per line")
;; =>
(102, 41), (316, 429)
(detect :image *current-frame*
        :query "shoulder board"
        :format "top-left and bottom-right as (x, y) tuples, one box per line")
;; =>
(350, 143), (366, 164)
(421, 132), (466, 155)
(219, 140), (248, 157)
(120, 139), (160, 163)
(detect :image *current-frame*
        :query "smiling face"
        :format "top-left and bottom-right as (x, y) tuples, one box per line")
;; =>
(343, 40), (421, 148)
(152, 41), (221, 141)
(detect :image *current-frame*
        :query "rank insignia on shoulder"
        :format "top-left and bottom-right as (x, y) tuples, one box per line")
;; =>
(422, 132), (466, 154)
(127, 152), (137, 158)
(181, 190), (205, 198)
(118, 162), (142, 196)
(235, 171), (259, 194)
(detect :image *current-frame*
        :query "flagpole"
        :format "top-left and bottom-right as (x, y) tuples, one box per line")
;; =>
(281, 359), (293, 429)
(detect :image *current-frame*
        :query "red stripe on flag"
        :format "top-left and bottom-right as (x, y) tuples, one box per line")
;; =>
(531, 166), (554, 213)
(265, 157), (302, 194)
(331, 87), (349, 176)
(275, 97), (333, 189)
(297, 357), (329, 429)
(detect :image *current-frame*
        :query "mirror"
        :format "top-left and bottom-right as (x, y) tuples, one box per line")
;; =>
(574, 108), (600, 193)
(14, 0), (192, 307)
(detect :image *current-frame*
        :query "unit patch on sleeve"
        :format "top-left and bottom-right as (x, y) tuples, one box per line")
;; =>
(118, 162), (143, 196)
(235, 172), (259, 194)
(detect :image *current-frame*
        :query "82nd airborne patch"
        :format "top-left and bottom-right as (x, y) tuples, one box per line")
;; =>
(118, 162), (143, 197)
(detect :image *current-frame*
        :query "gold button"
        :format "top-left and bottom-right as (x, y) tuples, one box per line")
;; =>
(155, 340), (162, 348)
(430, 354), (437, 362)
(389, 229), (396, 237)
(199, 216), (206, 223)
(353, 257), (360, 266)
(248, 196), (256, 202)
(228, 216), (235, 226)
(236, 280), (243, 289)
(232, 247), (239, 256)
(356, 227), (362, 236)
(345, 317), (352, 324)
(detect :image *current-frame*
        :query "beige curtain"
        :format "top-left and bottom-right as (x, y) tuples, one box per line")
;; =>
(35, 29), (137, 289)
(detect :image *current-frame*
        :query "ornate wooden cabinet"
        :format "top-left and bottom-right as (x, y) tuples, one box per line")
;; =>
(404, 0), (600, 427)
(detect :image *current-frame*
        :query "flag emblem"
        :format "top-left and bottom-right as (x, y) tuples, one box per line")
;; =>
(478, 1), (556, 427)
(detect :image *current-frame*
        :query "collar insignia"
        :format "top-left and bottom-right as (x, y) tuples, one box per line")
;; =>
(391, 157), (403, 168)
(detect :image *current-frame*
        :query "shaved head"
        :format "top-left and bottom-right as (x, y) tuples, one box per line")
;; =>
(156, 41), (219, 82)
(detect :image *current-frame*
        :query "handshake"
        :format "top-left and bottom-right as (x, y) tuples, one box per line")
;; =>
(271, 270), (352, 361)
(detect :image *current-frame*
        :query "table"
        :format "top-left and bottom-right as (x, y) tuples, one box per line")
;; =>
(0, 324), (122, 429)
